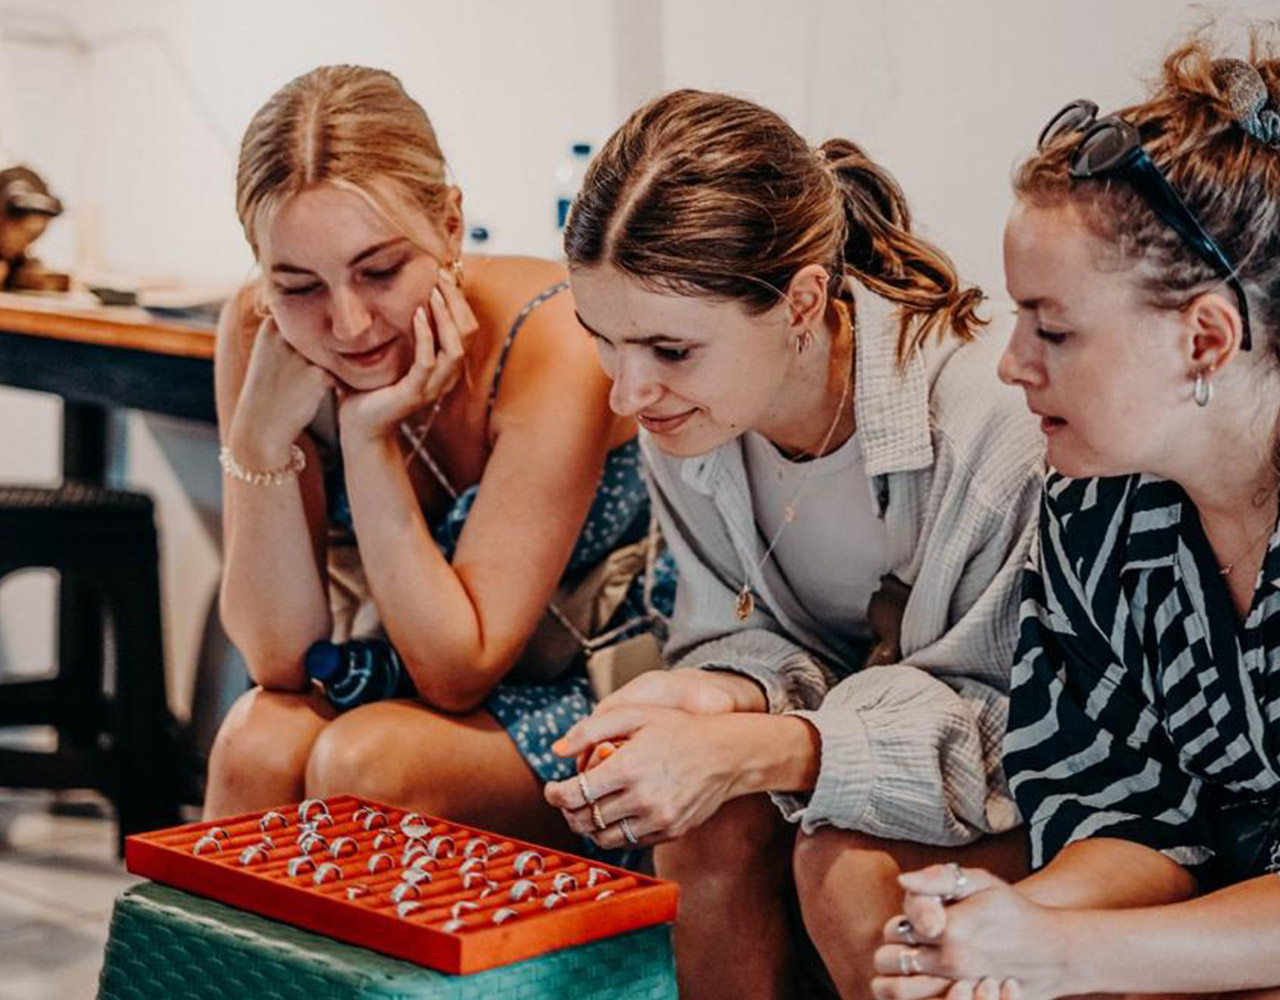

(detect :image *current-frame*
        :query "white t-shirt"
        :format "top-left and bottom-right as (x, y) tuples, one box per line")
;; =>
(742, 428), (891, 644)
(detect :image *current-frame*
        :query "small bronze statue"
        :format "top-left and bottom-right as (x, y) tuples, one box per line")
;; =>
(0, 165), (69, 292)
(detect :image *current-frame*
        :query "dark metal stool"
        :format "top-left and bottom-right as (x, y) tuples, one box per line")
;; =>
(0, 481), (182, 849)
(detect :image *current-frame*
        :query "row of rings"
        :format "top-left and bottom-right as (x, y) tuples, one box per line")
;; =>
(425, 884), (620, 931)
(197, 804), (486, 858)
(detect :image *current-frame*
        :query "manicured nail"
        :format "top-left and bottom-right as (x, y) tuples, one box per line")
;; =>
(431, 287), (444, 304)
(414, 305), (426, 324)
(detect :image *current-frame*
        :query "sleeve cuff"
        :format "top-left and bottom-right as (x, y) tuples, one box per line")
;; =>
(698, 662), (790, 715)
(676, 630), (830, 714)
(769, 705), (874, 833)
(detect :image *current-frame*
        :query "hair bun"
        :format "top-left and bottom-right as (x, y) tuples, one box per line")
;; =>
(1214, 57), (1280, 148)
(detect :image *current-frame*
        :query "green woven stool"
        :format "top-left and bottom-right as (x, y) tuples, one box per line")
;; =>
(98, 882), (677, 1000)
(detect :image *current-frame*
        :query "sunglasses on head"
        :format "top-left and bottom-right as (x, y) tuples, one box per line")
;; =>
(1039, 99), (1252, 351)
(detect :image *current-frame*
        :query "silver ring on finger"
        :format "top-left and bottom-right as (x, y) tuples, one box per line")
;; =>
(943, 861), (969, 902)
(898, 948), (924, 976)
(591, 802), (607, 833)
(619, 817), (638, 846)
(577, 771), (596, 806)
(894, 916), (918, 946)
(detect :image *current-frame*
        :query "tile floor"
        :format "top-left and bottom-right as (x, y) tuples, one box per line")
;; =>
(0, 789), (138, 1000)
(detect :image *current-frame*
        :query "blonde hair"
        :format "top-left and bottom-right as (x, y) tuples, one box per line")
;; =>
(1015, 26), (1280, 361)
(564, 89), (985, 367)
(236, 65), (451, 256)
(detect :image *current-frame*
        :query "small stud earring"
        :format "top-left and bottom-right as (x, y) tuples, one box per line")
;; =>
(795, 329), (814, 355)
(449, 258), (465, 287)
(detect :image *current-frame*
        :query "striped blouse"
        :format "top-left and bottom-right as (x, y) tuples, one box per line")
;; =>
(1004, 472), (1280, 880)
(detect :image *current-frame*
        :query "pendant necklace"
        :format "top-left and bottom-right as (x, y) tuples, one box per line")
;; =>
(1219, 486), (1280, 577)
(735, 299), (853, 620)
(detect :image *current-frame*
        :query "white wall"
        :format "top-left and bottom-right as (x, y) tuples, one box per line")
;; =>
(661, 0), (1278, 307)
(0, 0), (1270, 738)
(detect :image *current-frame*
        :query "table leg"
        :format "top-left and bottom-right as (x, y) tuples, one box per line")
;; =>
(58, 401), (108, 747)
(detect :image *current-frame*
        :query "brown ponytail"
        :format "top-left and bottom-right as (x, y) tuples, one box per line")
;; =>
(820, 138), (986, 363)
(565, 89), (985, 368)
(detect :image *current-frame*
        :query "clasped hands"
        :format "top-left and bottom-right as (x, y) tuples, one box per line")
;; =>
(543, 669), (765, 850)
(872, 864), (1070, 1000)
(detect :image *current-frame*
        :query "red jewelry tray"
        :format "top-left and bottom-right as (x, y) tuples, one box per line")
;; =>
(125, 794), (678, 974)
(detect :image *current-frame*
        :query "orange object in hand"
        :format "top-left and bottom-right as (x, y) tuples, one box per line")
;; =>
(580, 739), (627, 772)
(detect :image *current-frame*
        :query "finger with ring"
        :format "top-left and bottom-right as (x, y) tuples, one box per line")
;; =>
(577, 771), (596, 806)
(898, 948), (925, 976)
(591, 802), (607, 832)
(943, 861), (969, 902)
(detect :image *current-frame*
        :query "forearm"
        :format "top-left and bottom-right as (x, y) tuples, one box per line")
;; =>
(1017, 836), (1198, 909)
(341, 436), (493, 710)
(221, 476), (330, 688)
(1055, 876), (1280, 995)
(719, 713), (821, 799)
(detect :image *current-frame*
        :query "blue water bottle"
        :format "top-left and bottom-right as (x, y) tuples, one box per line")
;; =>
(305, 638), (417, 710)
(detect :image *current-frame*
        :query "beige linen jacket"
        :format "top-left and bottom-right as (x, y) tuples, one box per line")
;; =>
(642, 285), (1044, 845)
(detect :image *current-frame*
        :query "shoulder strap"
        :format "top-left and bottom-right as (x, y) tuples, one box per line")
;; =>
(486, 279), (570, 420)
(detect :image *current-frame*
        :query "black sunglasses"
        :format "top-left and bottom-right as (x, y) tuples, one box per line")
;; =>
(1039, 99), (1252, 351)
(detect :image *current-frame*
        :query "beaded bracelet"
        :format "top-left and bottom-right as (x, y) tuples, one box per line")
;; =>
(218, 444), (306, 486)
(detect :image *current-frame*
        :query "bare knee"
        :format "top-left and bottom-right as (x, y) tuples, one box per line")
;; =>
(305, 707), (401, 803)
(205, 686), (331, 816)
(793, 827), (905, 946)
(305, 703), (491, 812)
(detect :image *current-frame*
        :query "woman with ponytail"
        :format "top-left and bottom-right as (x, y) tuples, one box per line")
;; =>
(875, 28), (1280, 1000)
(542, 89), (1043, 999)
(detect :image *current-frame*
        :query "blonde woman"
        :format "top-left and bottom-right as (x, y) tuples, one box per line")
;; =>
(205, 66), (661, 856)
(544, 90), (1044, 999)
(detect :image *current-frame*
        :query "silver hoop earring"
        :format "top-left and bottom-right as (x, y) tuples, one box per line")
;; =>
(1194, 370), (1213, 407)
(795, 329), (814, 355)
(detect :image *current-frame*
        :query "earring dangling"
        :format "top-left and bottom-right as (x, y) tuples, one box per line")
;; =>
(449, 258), (465, 287)
(1194, 369), (1213, 407)
(795, 329), (814, 355)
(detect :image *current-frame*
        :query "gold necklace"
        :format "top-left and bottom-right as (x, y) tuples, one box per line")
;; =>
(1219, 506), (1278, 578)
(735, 300), (853, 621)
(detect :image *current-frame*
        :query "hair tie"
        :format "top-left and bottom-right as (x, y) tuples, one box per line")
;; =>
(1215, 58), (1280, 148)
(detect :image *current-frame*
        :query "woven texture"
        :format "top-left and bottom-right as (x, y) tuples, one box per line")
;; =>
(98, 882), (677, 1000)
(0, 481), (153, 515)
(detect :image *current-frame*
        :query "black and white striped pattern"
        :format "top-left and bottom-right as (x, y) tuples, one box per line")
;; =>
(1004, 472), (1280, 876)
